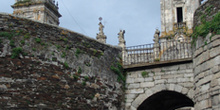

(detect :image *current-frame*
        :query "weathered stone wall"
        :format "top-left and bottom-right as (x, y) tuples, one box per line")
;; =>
(0, 13), (124, 109)
(193, 0), (220, 28)
(193, 0), (220, 109)
(193, 34), (220, 110)
(125, 62), (194, 109)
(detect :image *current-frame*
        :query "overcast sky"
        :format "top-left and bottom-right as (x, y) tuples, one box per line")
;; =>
(0, 0), (161, 46)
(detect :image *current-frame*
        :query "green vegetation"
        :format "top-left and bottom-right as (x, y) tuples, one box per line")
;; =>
(32, 48), (36, 51)
(56, 45), (61, 49)
(59, 37), (68, 42)
(64, 62), (69, 69)
(10, 40), (15, 47)
(20, 40), (25, 45)
(11, 47), (22, 59)
(65, 45), (71, 50)
(192, 11), (220, 46)
(73, 74), (78, 80)
(0, 32), (13, 39)
(0, 39), (2, 43)
(110, 62), (126, 83)
(52, 57), (57, 61)
(24, 33), (30, 39)
(84, 76), (89, 81)
(35, 38), (41, 43)
(205, 5), (213, 15)
(75, 48), (81, 58)
(98, 52), (104, 59)
(78, 67), (82, 74)
(61, 52), (66, 58)
(82, 81), (86, 86)
(141, 71), (149, 78)
(85, 62), (91, 67)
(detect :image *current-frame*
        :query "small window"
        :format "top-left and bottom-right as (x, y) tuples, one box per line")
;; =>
(177, 7), (183, 23)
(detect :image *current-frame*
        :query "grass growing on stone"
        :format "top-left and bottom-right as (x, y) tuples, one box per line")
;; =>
(110, 62), (126, 83)
(35, 38), (41, 43)
(75, 48), (81, 58)
(61, 52), (66, 58)
(192, 11), (220, 46)
(141, 71), (149, 78)
(78, 67), (82, 74)
(64, 62), (69, 69)
(11, 47), (23, 59)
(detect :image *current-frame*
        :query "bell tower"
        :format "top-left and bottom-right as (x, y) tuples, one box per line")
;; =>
(11, 0), (61, 25)
(160, 0), (200, 42)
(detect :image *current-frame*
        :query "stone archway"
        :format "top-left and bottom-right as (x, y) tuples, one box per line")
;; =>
(130, 84), (194, 109)
(137, 90), (194, 110)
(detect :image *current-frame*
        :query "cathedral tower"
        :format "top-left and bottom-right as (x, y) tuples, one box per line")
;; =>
(11, 0), (61, 25)
(160, 0), (200, 41)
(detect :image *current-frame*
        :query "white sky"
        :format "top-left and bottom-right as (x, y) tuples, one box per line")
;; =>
(0, 0), (161, 46)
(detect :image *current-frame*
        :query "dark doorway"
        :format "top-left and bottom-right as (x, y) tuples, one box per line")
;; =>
(177, 7), (183, 23)
(137, 90), (194, 110)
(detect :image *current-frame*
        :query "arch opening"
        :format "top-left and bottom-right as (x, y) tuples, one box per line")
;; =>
(137, 90), (194, 110)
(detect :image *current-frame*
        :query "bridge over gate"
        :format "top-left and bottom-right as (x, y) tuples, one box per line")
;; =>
(123, 40), (195, 110)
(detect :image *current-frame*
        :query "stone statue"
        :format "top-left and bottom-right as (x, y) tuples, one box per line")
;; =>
(118, 30), (126, 48)
(98, 22), (104, 34)
(96, 21), (107, 43)
(153, 29), (160, 43)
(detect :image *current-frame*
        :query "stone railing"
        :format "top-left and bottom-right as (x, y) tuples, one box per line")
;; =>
(123, 40), (192, 66)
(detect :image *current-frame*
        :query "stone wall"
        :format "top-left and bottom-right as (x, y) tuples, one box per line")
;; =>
(193, 34), (220, 110)
(125, 62), (194, 109)
(193, 0), (220, 28)
(193, 0), (220, 109)
(0, 13), (124, 109)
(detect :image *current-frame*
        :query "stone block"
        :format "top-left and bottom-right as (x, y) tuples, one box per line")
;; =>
(210, 46), (220, 58)
(127, 83), (140, 89)
(212, 38), (220, 47)
(144, 77), (153, 82)
(125, 94), (137, 99)
(187, 89), (194, 99)
(177, 78), (190, 83)
(169, 84), (175, 91)
(126, 78), (134, 83)
(211, 65), (219, 74)
(132, 94), (148, 108)
(140, 82), (154, 88)
(153, 76), (161, 80)
(186, 69), (193, 73)
(168, 79), (177, 83)
(201, 83), (210, 91)
(194, 47), (203, 57)
(184, 73), (194, 78)
(126, 89), (144, 94)
(197, 75), (212, 86)
(127, 72), (138, 78)
(181, 87), (189, 95)
(155, 79), (165, 84)
(211, 95), (220, 106)
(182, 83), (194, 88)
(174, 85), (183, 92)
(134, 78), (145, 83)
